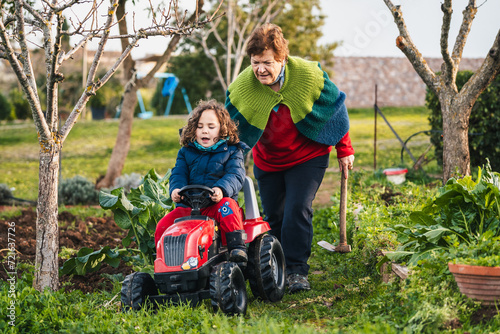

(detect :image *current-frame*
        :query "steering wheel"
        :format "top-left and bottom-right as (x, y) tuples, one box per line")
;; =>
(178, 185), (215, 215)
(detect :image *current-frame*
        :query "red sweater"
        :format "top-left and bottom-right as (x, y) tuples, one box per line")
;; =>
(253, 105), (354, 172)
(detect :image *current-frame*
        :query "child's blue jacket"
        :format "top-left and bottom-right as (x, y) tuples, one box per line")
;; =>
(169, 141), (249, 201)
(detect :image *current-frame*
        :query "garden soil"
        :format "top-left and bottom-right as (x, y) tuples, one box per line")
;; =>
(0, 207), (133, 293)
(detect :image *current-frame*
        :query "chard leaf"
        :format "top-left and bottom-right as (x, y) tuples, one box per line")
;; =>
(409, 212), (435, 226)
(385, 251), (414, 262)
(99, 189), (121, 209)
(423, 227), (450, 243)
(144, 178), (161, 202)
(113, 208), (132, 229)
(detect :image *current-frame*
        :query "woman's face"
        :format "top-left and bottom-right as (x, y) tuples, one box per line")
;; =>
(250, 49), (284, 87)
(196, 109), (221, 148)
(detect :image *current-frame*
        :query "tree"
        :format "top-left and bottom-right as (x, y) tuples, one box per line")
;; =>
(0, 0), (215, 291)
(190, 0), (285, 92)
(170, 0), (337, 102)
(274, 0), (338, 72)
(383, 0), (500, 181)
(96, 0), (211, 189)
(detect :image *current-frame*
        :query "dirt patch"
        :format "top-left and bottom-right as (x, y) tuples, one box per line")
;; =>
(379, 187), (402, 206)
(0, 208), (133, 293)
(471, 306), (500, 325)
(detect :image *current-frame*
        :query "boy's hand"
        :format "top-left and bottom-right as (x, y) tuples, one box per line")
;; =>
(171, 189), (182, 203)
(211, 187), (223, 203)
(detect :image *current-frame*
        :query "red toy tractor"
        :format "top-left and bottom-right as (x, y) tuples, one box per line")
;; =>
(121, 177), (286, 315)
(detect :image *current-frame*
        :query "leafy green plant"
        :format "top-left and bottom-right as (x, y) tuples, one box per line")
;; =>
(60, 169), (172, 276)
(381, 161), (500, 267)
(60, 246), (126, 276)
(99, 169), (172, 267)
(450, 234), (500, 267)
(58, 175), (99, 205)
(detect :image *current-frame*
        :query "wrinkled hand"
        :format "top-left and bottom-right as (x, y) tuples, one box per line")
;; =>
(171, 188), (182, 203)
(211, 187), (223, 203)
(338, 155), (355, 179)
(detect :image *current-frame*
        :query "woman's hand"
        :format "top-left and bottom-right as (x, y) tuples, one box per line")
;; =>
(338, 155), (355, 179)
(171, 188), (182, 203)
(211, 187), (223, 203)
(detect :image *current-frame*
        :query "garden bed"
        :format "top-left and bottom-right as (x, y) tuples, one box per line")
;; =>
(0, 207), (133, 293)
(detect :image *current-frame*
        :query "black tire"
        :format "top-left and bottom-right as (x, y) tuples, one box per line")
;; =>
(209, 261), (247, 315)
(121, 272), (158, 311)
(247, 234), (286, 302)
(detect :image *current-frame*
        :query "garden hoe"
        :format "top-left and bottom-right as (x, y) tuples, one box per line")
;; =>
(318, 171), (352, 253)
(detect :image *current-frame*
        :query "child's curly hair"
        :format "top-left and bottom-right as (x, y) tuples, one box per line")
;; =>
(180, 99), (240, 147)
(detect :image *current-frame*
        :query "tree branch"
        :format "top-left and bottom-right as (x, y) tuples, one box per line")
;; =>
(383, 0), (438, 93)
(460, 28), (500, 106)
(60, 0), (120, 142)
(0, 18), (49, 142)
(15, 0), (39, 96)
(231, 0), (285, 82)
(440, 0), (455, 85)
(140, 0), (206, 87)
(451, 0), (477, 66)
(60, 0), (214, 141)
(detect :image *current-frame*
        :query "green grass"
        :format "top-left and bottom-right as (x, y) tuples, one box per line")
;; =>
(3, 177), (499, 333)
(0, 116), (187, 200)
(0, 106), (439, 202)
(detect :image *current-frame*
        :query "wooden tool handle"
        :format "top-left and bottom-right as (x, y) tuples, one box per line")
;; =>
(339, 173), (348, 246)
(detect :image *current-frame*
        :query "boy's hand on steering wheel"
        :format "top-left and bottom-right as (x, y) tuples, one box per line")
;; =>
(171, 188), (182, 203)
(211, 187), (223, 203)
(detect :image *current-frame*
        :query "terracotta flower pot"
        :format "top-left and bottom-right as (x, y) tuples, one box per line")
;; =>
(448, 263), (500, 305)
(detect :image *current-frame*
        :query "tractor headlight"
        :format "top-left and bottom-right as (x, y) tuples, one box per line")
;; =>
(181, 257), (198, 270)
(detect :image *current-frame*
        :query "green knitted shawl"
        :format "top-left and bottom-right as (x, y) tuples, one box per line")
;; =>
(225, 56), (350, 148)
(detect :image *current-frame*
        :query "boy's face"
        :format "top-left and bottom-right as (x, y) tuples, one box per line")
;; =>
(196, 109), (221, 148)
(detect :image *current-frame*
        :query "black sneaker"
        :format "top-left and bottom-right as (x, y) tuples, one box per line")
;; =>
(287, 273), (311, 293)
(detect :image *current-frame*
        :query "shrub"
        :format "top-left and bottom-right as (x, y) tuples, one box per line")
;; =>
(426, 71), (500, 170)
(58, 176), (99, 205)
(9, 88), (32, 120)
(113, 172), (143, 193)
(0, 183), (13, 203)
(0, 92), (15, 120)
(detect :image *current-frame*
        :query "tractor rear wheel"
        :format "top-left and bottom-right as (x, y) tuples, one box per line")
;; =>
(209, 261), (247, 315)
(121, 272), (158, 311)
(247, 234), (286, 302)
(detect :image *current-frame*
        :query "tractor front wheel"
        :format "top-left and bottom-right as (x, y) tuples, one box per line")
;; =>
(121, 272), (158, 311)
(209, 261), (247, 315)
(247, 234), (286, 302)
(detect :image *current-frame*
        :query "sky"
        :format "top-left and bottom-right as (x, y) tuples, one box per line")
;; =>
(320, 0), (500, 58)
(72, 0), (500, 60)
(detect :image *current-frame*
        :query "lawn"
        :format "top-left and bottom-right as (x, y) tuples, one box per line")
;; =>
(0, 106), (438, 204)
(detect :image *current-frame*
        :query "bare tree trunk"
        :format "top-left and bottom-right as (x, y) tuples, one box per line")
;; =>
(34, 148), (61, 291)
(96, 0), (205, 189)
(98, 85), (138, 188)
(441, 94), (472, 180)
(382, 0), (500, 182)
(96, 0), (137, 189)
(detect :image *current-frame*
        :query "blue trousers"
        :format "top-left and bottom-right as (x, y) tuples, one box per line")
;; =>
(254, 153), (329, 276)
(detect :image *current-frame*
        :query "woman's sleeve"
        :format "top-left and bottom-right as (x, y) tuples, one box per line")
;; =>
(335, 131), (355, 158)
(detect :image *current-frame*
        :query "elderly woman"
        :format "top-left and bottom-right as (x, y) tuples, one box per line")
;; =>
(225, 23), (354, 293)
